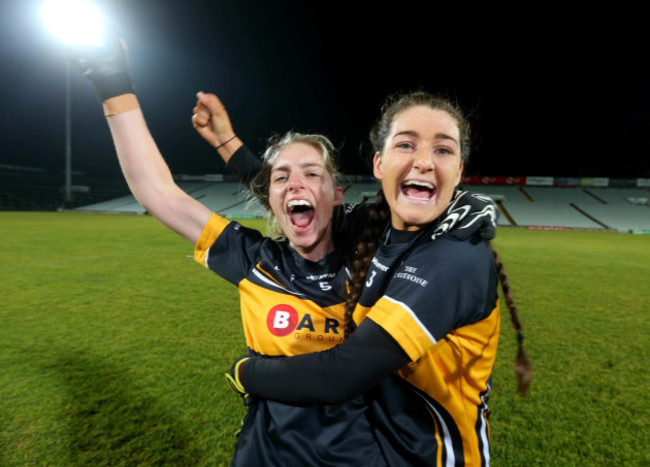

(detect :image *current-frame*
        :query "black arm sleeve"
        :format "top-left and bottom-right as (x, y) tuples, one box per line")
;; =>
(225, 145), (263, 185)
(241, 319), (410, 404)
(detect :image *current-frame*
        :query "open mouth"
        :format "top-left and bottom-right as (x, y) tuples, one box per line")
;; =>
(288, 199), (315, 229)
(401, 180), (435, 201)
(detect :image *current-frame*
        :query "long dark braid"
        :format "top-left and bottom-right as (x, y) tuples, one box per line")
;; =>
(344, 190), (390, 338)
(489, 242), (533, 396)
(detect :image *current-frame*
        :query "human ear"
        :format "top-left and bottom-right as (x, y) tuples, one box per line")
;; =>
(334, 186), (344, 206)
(372, 152), (383, 180)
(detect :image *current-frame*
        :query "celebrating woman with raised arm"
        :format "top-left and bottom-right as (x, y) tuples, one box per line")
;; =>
(67, 34), (396, 466)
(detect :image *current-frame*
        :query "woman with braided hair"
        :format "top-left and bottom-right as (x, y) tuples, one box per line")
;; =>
(58, 0), (531, 452)
(68, 31), (507, 465)
(233, 90), (532, 466)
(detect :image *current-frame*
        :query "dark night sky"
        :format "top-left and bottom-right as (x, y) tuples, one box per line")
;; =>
(1, 0), (648, 180)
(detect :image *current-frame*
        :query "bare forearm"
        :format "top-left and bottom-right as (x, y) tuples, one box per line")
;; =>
(105, 100), (211, 243)
(107, 108), (174, 193)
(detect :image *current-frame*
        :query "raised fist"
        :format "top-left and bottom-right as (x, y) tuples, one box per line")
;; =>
(192, 92), (236, 148)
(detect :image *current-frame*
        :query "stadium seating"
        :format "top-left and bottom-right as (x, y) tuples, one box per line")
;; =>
(75, 181), (267, 218)
(342, 183), (381, 204)
(2, 167), (648, 232)
(577, 188), (650, 232)
(462, 185), (649, 232)
(69, 182), (650, 232)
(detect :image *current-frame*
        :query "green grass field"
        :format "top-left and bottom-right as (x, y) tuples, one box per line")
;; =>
(1, 212), (649, 466)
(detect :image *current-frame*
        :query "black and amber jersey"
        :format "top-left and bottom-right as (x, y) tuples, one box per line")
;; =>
(360, 225), (499, 465)
(242, 190), (501, 466)
(195, 214), (351, 354)
(344, 192), (501, 466)
(194, 208), (390, 466)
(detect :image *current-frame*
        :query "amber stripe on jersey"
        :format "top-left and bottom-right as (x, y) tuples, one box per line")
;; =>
(194, 213), (229, 266)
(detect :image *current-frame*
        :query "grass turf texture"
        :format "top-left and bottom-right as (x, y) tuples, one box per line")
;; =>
(1, 212), (648, 465)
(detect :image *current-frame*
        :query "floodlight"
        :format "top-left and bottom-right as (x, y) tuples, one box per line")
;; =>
(41, 0), (105, 46)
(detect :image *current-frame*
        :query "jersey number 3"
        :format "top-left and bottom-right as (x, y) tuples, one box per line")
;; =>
(365, 271), (377, 287)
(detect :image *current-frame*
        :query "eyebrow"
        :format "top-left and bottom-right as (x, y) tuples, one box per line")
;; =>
(392, 130), (458, 144)
(271, 161), (323, 173)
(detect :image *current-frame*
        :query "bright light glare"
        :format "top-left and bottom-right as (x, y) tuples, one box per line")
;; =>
(41, 0), (105, 45)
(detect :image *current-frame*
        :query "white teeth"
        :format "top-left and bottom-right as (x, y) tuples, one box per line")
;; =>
(287, 199), (313, 209)
(403, 180), (434, 189)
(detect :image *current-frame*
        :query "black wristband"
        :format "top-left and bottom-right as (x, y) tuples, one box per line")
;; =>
(90, 72), (135, 102)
